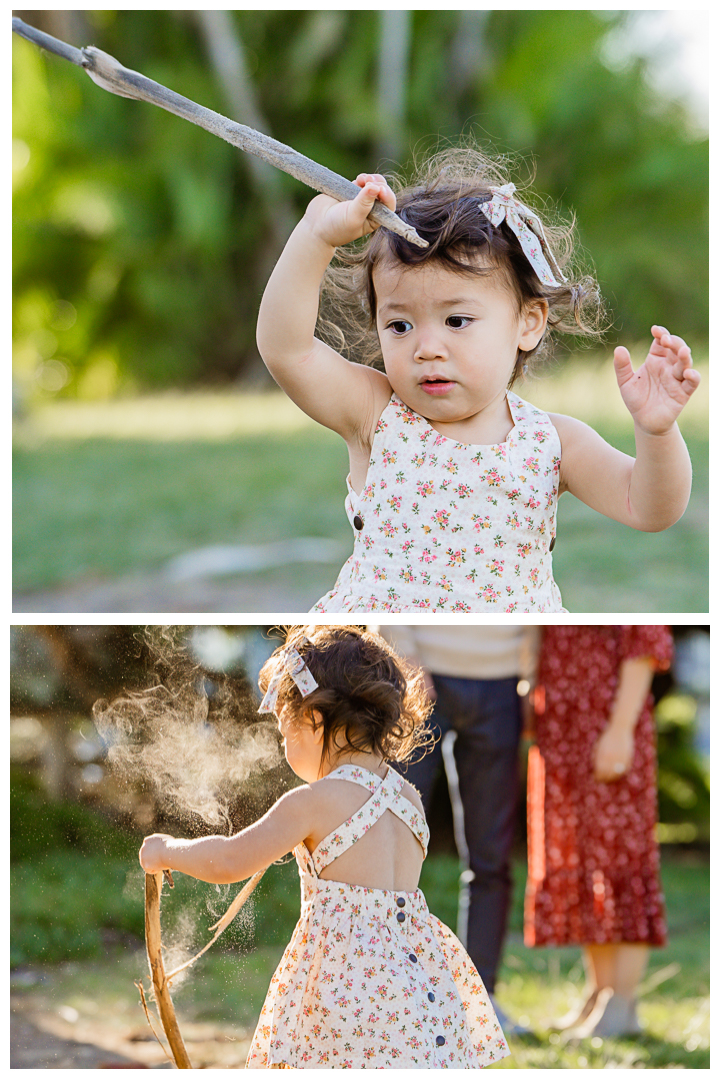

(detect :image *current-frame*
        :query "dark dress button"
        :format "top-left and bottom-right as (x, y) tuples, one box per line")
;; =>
(549, 535), (556, 551)
(353, 514), (364, 530)
(396, 897), (406, 907)
(396, 911), (405, 923)
(428, 992), (435, 1002)
(409, 953), (417, 963)
(436, 1035), (446, 1047)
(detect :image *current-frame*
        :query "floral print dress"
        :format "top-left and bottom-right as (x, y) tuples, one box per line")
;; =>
(524, 625), (673, 947)
(311, 392), (564, 613)
(246, 765), (509, 1069)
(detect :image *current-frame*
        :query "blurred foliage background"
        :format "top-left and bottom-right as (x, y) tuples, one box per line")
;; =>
(13, 9), (707, 396)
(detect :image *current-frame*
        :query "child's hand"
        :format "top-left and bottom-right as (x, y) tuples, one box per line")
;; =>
(614, 326), (701, 435)
(303, 173), (397, 249)
(139, 833), (174, 874)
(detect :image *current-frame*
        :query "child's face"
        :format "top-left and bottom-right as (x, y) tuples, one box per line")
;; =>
(373, 258), (547, 436)
(276, 703), (324, 782)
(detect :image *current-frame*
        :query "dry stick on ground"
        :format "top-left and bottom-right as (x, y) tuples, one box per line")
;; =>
(11, 17), (428, 249)
(142, 868), (268, 1069)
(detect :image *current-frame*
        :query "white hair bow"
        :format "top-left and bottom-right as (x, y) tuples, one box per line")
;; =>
(479, 183), (567, 287)
(258, 646), (318, 714)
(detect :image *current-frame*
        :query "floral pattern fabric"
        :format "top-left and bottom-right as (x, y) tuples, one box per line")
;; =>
(311, 392), (564, 613)
(246, 764), (509, 1069)
(524, 626), (673, 948)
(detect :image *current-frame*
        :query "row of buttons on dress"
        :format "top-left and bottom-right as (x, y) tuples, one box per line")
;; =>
(395, 896), (445, 1047)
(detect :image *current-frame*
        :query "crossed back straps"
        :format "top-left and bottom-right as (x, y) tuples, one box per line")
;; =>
(309, 764), (429, 875)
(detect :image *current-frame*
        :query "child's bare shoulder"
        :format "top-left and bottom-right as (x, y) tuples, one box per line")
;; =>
(399, 778), (426, 819)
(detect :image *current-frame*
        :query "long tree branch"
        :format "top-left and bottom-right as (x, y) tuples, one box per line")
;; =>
(12, 17), (427, 249)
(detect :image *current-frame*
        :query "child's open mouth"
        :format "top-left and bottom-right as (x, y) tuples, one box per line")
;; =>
(420, 376), (455, 396)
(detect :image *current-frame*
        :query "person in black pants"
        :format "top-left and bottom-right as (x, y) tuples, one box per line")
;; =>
(377, 626), (537, 1035)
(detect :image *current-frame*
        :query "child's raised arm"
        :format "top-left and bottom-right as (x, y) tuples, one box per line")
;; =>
(139, 785), (317, 885)
(552, 327), (700, 531)
(256, 175), (394, 445)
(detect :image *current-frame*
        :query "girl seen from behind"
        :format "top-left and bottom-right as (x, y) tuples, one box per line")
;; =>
(140, 625), (510, 1068)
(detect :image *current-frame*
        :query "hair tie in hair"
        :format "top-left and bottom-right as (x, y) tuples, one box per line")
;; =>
(258, 646), (318, 714)
(479, 183), (567, 287)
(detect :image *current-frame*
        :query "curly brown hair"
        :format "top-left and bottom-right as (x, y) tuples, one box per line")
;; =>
(318, 145), (606, 386)
(258, 625), (434, 770)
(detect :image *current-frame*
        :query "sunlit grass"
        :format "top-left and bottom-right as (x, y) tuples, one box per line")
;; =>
(13, 358), (708, 610)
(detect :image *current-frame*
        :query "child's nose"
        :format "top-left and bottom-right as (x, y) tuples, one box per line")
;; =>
(414, 327), (447, 361)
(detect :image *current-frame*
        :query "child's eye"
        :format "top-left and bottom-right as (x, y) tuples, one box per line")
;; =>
(388, 320), (412, 335)
(447, 315), (472, 329)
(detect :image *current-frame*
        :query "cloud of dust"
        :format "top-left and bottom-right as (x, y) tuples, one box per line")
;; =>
(93, 627), (281, 834)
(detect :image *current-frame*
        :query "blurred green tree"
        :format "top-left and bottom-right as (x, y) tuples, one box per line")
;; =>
(12, 10), (707, 397)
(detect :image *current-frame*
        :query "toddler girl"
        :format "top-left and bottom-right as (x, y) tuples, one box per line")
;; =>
(140, 625), (510, 1068)
(256, 147), (700, 612)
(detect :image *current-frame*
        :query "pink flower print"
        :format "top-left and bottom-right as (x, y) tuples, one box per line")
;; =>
(506, 510), (521, 530)
(506, 602), (518, 613)
(420, 570), (432, 586)
(472, 514), (492, 531)
(466, 568), (477, 582)
(473, 544), (485, 556)
(451, 600), (473, 612)
(526, 496), (541, 510)
(429, 454), (439, 468)
(482, 467), (504, 486)
(401, 407), (423, 425)
(517, 542), (532, 558)
(479, 584), (501, 602)
(523, 456), (540, 475)
(416, 480), (435, 498)
(395, 470), (407, 484)
(387, 494), (402, 512)
(421, 524), (432, 534)
(507, 488), (521, 502)
(438, 575), (453, 593)
(372, 565), (387, 581)
(411, 501), (420, 515)
(432, 509), (451, 530)
(386, 587), (400, 602)
(411, 453), (426, 468)
(381, 448), (397, 466)
(376, 417), (388, 433)
(493, 534), (506, 548)
(529, 566), (540, 585)
(445, 548), (466, 568)
(401, 539), (414, 554)
(412, 598), (432, 609)
(399, 568), (414, 583)
(456, 483), (473, 499)
(362, 482), (376, 499)
(379, 479), (387, 490)
(444, 457), (459, 474)
(379, 519), (398, 538)
(535, 429), (549, 443)
(487, 559), (504, 577)
(419, 549), (437, 564)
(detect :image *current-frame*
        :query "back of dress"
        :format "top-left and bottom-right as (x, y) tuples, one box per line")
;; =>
(246, 765), (510, 1069)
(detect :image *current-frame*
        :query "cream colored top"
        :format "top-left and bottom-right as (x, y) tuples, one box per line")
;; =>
(376, 624), (539, 681)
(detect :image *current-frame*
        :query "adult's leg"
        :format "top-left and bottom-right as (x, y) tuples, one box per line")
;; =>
(437, 676), (522, 994)
(396, 692), (451, 814)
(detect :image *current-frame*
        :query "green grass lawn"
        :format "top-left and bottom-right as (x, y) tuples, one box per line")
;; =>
(11, 846), (709, 1068)
(13, 357), (708, 611)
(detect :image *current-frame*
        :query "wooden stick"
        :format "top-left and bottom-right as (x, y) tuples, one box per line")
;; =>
(144, 872), (193, 1069)
(12, 17), (428, 249)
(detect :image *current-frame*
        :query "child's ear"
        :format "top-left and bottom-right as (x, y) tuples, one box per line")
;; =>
(311, 709), (325, 745)
(519, 299), (549, 350)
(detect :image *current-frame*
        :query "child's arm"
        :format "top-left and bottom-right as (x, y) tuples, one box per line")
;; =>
(139, 786), (317, 885)
(256, 175), (394, 445)
(551, 327), (700, 531)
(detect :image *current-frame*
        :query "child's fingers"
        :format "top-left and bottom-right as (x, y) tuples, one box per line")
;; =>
(613, 345), (634, 382)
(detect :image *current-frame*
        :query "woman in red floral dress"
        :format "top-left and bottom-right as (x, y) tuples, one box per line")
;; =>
(524, 625), (673, 1037)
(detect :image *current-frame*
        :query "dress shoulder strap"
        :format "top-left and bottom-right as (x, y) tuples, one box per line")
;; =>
(310, 765), (429, 875)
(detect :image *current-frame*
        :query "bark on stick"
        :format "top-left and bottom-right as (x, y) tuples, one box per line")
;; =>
(12, 17), (427, 249)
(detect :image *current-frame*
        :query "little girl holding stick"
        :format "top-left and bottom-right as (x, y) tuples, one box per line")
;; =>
(140, 625), (510, 1068)
(256, 147), (699, 612)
